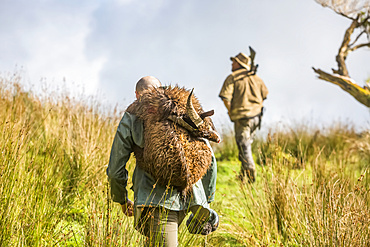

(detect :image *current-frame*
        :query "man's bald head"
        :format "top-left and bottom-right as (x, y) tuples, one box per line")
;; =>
(135, 76), (161, 96)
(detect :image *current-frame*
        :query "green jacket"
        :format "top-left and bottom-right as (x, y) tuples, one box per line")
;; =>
(107, 112), (217, 210)
(219, 68), (269, 121)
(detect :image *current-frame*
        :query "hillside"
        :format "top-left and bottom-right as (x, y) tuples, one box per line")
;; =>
(1, 76), (369, 246)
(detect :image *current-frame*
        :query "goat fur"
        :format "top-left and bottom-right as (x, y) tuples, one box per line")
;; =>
(126, 85), (215, 195)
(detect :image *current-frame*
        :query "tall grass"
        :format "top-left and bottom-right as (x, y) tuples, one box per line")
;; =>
(1, 74), (369, 246)
(0, 74), (143, 246)
(210, 119), (370, 246)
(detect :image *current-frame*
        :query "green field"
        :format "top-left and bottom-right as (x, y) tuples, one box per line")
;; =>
(1, 76), (369, 246)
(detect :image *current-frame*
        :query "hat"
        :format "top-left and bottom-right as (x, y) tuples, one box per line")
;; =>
(230, 52), (251, 70)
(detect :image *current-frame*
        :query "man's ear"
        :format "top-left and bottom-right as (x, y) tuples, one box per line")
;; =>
(135, 91), (140, 100)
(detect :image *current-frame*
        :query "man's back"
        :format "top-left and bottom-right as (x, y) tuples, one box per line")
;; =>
(219, 68), (268, 121)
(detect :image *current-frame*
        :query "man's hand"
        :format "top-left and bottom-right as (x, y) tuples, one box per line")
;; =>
(222, 99), (231, 119)
(121, 199), (134, 217)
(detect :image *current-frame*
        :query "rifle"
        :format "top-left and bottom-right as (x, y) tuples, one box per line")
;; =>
(248, 46), (258, 75)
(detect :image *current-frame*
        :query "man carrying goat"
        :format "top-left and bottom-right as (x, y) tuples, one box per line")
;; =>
(107, 76), (220, 246)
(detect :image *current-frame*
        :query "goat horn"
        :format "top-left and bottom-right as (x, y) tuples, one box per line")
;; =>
(200, 110), (214, 119)
(167, 115), (196, 132)
(186, 88), (203, 127)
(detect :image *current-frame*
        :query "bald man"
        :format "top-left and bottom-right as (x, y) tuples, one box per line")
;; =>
(135, 76), (161, 99)
(107, 76), (218, 246)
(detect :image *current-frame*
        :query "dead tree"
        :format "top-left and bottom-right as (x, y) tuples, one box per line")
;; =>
(312, 0), (370, 107)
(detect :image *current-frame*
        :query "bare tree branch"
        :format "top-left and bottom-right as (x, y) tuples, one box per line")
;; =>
(313, 0), (370, 108)
(313, 68), (370, 107)
(349, 30), (366, 46)
(349, 42), (370, 52)
(333, 18), (359, 76)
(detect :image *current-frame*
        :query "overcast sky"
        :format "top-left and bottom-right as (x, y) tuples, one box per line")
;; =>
(1, 0), (369, 132)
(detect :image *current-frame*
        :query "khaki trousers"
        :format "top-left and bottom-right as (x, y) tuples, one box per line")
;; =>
(135, 207), (187, 247)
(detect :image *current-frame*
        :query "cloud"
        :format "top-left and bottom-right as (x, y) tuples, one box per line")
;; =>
(1, 0), (369, 130)
(0, 0), (104, 95)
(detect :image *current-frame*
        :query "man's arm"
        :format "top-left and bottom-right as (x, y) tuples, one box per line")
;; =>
(222, 98), (231, 117)
(219, 74), (234, 119)
(260, 78), (269, 100)
(107, 112), (135, 214)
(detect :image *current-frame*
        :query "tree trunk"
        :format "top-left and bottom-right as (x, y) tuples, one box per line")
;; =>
(334, 19), (359, 76)
(313, 68), (370, 107)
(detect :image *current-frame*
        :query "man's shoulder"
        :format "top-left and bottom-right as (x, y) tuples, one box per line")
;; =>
(249, 73), (265, 84)
(121, 111), (135, 120)
(119, 111), (142, 127)
(231, 68), (249, 81)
